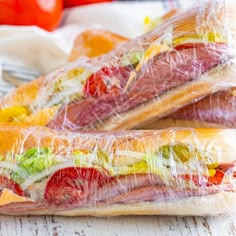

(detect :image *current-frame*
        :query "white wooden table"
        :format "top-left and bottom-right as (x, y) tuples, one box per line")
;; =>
(1, 214), (235, 235)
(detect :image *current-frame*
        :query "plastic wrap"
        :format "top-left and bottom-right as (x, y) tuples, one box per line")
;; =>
(67, 16), (236, 130)
(0, 125), (235, 216)
(143, 88), (236, 129)
(68, 29), (128, 62)
(0, 0), (236, 131)
(67, 9), (177, 61)
(66, 7), (236, 130)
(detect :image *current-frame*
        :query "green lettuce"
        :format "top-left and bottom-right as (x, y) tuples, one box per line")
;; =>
(11, 147), (57, 183)
(121, 51), (143, 67)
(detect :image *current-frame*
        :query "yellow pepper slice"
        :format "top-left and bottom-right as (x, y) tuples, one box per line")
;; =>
(206, 168), (217, 177)
(112, 160), (149, 176)
(144, 16), (162, 33)
(23, 106), (59, 126)
(136, 43), (171, 72)
(0, 106), (29, 123)
(206, 162), (219, 169)
(173, 32), (226, 46)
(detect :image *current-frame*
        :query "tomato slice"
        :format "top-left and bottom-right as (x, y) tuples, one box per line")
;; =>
(218, 163), (236, 173)
(174, 43), (226, 51)
(179, 174), (208, 187)
(179, 170), (226, 187)
(83, 66), (131, 97)
(207, 170), (225, 186)
(44, 167), (113, 205)
(0, 176), (24, 197)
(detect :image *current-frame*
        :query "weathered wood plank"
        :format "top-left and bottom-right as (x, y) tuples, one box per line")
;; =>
(0, 215), (235, 236)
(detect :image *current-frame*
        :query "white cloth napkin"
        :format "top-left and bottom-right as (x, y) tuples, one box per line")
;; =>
(0, 1), (194, 96)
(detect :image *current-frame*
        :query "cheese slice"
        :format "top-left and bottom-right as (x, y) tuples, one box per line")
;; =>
(0, 189), (32, 206)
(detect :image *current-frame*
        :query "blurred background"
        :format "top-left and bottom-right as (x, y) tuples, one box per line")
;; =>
(0, 0), (195, 96)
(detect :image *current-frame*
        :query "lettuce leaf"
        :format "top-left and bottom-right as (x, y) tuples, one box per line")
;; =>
(11, 147), (57, 183)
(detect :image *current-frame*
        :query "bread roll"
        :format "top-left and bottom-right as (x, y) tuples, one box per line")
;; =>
(0, 125), (235, 216)
(1, 0), (236, 131)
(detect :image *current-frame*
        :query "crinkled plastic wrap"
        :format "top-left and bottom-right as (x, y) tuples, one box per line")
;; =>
(143, 88), (236, 129)
(0, 125), (235, 216)
(0, 0), (236, 131)
(0, 0), (236, 218)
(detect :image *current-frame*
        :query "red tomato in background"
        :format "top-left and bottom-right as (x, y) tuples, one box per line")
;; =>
(64, 0), (113, 8)
(0, 0), (63, 31)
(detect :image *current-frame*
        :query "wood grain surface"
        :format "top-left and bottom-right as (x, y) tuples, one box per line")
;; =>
(0, 214), (235, 236)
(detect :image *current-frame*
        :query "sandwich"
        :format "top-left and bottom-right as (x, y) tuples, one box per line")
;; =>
(68, 8), (177, 62)
(142, 88), (236, 129)
(0, 0), (236, 131)
(67, 15), (236, 130)
(68, 29), (128, 61)
(0, 125), (235, 216)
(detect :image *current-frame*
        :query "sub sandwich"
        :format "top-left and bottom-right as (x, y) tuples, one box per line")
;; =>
(142, 88), (236, 129)
(0, 125), (235, 216)
(0, 0), (236, 131)
(66, 12), (236, 130)
(67, 27), (236, 130)
(68, 9), (177, 61)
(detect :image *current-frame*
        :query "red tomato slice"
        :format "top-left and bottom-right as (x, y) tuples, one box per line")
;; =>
(0, 176), (24, 196)
(207, 170), (225, 186)
(174, 43), (225, 51)
(83, 66), (131, 97)
(179, 170), (225, 187)
(179, 174), (208, 187)
(218, 163), (236, 173)
(44, 167), (113, 205)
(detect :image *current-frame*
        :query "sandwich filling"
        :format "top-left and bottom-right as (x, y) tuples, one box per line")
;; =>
(47, 42), (232, 130)
(0, 142), (235, 212)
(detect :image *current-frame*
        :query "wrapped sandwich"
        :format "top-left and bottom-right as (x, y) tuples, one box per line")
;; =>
(68, 29), (128, 62)
(143, 88), (236, 129)
(0, 125), (235, 216)
(67, 9), (177, 61)
(68, 19), (236, 130)
(0, 0), (236, 131)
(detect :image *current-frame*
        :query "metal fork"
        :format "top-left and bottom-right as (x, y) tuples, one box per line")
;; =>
(0, 62), (41, 96)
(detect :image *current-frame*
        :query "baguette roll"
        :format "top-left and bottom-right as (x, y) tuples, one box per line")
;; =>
(0, 0), (236, 131)
(142, 88), (236, 129)
(0, 125), (235, 216)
